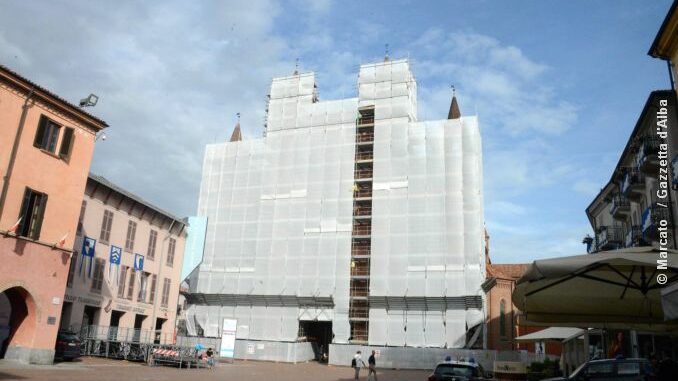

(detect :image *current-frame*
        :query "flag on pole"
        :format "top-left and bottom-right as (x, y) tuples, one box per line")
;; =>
(79, 236), (96, 278)
(8, 217), (22, 234)
(57, 232), (68, 247)
(109, 246), (122, 284)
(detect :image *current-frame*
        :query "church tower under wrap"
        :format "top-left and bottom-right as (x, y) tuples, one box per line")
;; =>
(186, 58), (486, 366)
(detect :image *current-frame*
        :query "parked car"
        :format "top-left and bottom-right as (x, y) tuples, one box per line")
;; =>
(542, 358), (652, 381)
(428, 361), (492, 381)
(54, 331), (81, 361)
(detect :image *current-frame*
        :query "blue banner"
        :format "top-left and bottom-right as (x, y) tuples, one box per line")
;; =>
(109, 246), (122, 265)
(79, 236), (96, 278)
(109, 246), (122, 283)
(134, 253), (144, 272)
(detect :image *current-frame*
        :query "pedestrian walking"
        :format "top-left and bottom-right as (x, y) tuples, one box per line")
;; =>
(368, 350), (378, 381)
(206, 347), (215, 369)
(352, 350), (366, 380)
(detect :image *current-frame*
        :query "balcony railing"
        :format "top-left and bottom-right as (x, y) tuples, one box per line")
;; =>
(641, 203), (672, 240)
(620, 168), (645, 201)
(356, 132), (374, 143)
(636, 136), (661, 174)
(610, 195), (631, 219)
(625, 226), (646, 248)
(596, 226), (624, 251)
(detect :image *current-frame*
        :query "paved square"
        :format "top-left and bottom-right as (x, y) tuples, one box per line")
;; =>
(0, 357), (429, 381)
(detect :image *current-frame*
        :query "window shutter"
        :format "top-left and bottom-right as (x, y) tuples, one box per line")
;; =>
(59, 127), (74, 159)
(31, 193), (47, 240)
(18, 188), (33, 236)
(34, 116), (47, 148)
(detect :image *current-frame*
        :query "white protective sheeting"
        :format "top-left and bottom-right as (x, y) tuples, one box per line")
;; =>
(188, 59), (484, 347)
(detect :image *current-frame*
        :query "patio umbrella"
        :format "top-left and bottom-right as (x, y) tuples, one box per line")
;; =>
(514, 327), (584, 342)
(512, 247), (678, 331)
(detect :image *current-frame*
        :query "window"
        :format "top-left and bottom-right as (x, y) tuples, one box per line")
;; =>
(126, 271), (135, 300)
(137, 272), (149, 302)
(161, 278), (171, 307)
(100, 210), (113, 244)
(91, 258), (105, 293)
(148, 274), (157, 303)
(147, 230), (157, 260)
(584, 362), (614, 377)
(117, 266), (129, 298)
(166, 237), (176, 267)
(77, 200), (87, 236)
(125, 220), (137, 252)
(59, 127), (75, 160)
(17, 187), (48, 240)
(34, 115), (61, 153)
(67, 252), (78, 287)
(499, 300), (507, 338)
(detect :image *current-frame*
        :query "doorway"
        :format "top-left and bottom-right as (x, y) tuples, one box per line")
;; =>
(154, 318), (166, 344)
(133, 314), (146, 342)
(82, 305), (99, 327)
(59, 302), (73, 331)
(298, 321), (333, 362)
(0, 287), (37, 360)
(108, 311), (124, 340)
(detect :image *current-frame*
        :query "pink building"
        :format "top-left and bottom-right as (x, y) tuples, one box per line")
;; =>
(0, 65), (108, 364)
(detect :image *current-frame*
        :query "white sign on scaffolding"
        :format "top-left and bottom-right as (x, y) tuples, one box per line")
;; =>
(220, 318), (237, 359)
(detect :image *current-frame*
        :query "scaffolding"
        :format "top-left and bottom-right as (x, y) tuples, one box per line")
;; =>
(349, 107), (375, 343)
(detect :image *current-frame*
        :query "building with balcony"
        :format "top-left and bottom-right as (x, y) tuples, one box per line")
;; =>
(0, 65), (108, 364)
(649, 0), (677, 104)
(585, 91), (677, 254)
(59, 174), (187, 345)
(185, 58), (486, 364)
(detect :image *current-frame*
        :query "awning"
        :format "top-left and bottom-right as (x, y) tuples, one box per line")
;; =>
(514, 327), (584, 342)
(512, 247), (678, 331)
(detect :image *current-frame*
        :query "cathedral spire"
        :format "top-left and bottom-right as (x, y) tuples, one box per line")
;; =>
(230, 113), (242, 142)
(448, 85), (461, 120)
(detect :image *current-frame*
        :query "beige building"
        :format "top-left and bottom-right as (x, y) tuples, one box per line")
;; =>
(60, 173), (186, 344)
(585, 90), (677, 254)
(649, 0), (677, 97)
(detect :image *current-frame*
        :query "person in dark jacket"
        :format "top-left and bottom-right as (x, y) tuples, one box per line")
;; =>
(368, 350), (377, 381)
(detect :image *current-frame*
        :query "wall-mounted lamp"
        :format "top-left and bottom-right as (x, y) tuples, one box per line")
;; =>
(79, 93), (99, 108)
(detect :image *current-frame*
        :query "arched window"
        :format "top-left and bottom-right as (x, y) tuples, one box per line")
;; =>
(500, 299), (507, 338)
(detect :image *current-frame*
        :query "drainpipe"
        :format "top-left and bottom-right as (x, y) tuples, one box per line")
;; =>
(0, 87), (35, 221)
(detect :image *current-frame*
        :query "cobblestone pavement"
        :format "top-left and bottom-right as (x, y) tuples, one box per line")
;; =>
(0, 357), (429, 381)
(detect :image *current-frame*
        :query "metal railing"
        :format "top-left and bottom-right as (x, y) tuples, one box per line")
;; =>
(354, 189), (373, 198)
(352, 226), (371, 236)
(351, 247), (371, 256)
(357, 117), (375, 126)
(625, 226), (644, 248)
(596, 226), (624, 250)
(356, 132), (374, 143)
(75, 325), (174, 345)
(351, 266), (370, 277)
(355, 152), (374, 161)
(620, 168), (645, 197)
(354, 169), (373, 179)
(610, 195), (630, 216)
(353, 204), (372, 216)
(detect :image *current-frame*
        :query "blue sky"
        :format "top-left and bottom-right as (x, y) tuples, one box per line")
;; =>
(0, 1), (673, 263)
